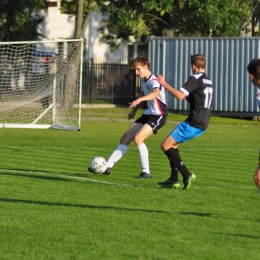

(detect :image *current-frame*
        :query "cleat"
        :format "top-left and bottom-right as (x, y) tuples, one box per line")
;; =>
(135, 172), (152, 178)
(88, 167), (97, 174)
(103, 167), (112, 175)
(158, 179), (180, 188)
(183, 173), (196, 190)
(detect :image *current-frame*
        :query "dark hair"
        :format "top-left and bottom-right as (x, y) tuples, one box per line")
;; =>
(131, 56), (150, 69)
(190, 54), (206, 69)
(247, 59), (260, 80)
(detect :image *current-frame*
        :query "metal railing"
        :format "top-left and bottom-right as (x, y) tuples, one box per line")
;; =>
(82, 59), (141, 104)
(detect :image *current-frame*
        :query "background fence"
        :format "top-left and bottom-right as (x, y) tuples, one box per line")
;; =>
(148, 36), (260, 117)
(82, 59), (141, 104)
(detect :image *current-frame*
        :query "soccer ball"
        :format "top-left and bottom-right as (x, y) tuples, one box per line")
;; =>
(89, 156), (107, 174)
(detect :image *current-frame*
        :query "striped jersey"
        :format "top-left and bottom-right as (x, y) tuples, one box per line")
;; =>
(141, 74), (168, 116)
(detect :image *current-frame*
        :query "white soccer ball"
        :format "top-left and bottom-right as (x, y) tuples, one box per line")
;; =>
(89, 156), (107, 174)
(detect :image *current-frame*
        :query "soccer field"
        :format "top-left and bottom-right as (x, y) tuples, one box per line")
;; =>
(0, 108), (259, 259)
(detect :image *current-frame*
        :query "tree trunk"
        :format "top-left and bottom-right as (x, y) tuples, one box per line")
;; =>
(74, 0), (84, 39)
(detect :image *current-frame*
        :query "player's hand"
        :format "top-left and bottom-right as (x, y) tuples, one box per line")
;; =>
(156, 74), (166, 85)
(129, 98), (141, 108)
(128, 111), (136, 120)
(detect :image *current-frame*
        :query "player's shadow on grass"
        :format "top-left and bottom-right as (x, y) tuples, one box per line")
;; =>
(213, 232), (260, 239)
(179, 212), (259, 223)
(0, 197), (170, 214)
(178, 212), (212, 217)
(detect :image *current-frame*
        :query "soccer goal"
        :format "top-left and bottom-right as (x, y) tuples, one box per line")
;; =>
(0, 39), (83, 131)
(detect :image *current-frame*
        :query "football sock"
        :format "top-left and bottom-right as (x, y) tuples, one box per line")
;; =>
(169, 149), (179, 182)
(137, 143), (150, 174)
(106, 144), (128, 168)
(170, 161), (179, 182)
(164, 148), (190, 180)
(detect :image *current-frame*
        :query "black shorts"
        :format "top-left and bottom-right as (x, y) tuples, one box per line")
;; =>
(135, 114), (167, 134)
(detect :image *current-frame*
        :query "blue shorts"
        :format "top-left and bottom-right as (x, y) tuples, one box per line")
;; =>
(170, 121), (205, 143)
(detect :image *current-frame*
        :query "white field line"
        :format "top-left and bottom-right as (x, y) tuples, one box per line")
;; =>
(0, 168), (255, 190)
(58, 174), (136, 188)
(0, 168), (135, 188)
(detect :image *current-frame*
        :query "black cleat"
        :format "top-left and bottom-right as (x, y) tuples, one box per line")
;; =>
(135, 172), (152, 178)
(158, 179), (180, 188)
(103, 167), (112, 175)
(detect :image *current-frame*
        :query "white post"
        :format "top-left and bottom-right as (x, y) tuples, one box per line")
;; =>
(78, 38), (84, 131)
(52, 75), (57, 126)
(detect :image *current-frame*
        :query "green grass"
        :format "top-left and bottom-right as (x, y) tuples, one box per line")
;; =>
(0, 108), (259, 259)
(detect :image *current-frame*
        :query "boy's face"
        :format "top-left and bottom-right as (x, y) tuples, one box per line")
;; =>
(134, 64), (149, 78)
(249, 74), (260, 87)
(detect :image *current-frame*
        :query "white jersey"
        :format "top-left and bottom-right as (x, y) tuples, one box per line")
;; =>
(141, 74), (168, 116)
(256, 88), (260, 109)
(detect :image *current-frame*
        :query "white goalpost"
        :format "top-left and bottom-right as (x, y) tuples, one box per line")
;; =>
(0, 39), (83, 130)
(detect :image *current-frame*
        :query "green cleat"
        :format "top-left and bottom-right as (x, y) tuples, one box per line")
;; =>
(183, 173), (196, 190)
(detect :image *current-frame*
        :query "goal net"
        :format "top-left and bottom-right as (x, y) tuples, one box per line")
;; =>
(0, 39), (83, 130)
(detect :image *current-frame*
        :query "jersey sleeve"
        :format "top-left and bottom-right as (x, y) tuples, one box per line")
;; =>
(150, 75), (161, 90)
(180, 76), (198, 96)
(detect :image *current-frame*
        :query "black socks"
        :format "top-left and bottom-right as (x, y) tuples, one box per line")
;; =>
(164, 148), (190, 181)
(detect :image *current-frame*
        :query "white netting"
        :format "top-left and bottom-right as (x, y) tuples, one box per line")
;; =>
(0, 39), (83, 130)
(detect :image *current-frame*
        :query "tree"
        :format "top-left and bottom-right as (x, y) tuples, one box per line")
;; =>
(98, 0), (252, 52)
(60, 0), (102, 39)
(177, 0), (252, 37)
(251, 0), (260, 36)
(60, 0), (106, 107)
(0, 0), (47, 41)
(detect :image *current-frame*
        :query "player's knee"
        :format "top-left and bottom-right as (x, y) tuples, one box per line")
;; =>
(161, 141), (168, 152)
(134, 134), (142, 146)
(161, 142), (165, 151)
(254, 173), (260, 183)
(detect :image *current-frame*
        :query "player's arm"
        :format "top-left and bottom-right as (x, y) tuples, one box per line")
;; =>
(156, 74), (186, 100)
(127, 93), (145, 119)
(129, 88), (159, 108)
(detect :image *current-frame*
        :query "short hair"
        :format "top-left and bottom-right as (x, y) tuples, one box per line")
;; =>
(247, 59), (260, 80)
(131, 56), (150, 69)
(190, 54), (206, 69)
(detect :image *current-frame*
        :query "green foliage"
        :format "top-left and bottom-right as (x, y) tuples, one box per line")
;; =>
(99, 0), (253, 51)
(183, 0), (252, 36)
(0, 108), (259, 259)
(0, 0), (46, 41)
(60, 0), (99, 15)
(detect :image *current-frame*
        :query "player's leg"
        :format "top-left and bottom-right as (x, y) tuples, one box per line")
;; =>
(159, 122), (199, 189)
(158, 147), (180, 188)
(160, 134), (193, 188)
(134, 115), (167, 178)
(254, 166), (260, 191)
(105, 123), (144, 174)
(134, 123), (154, 178)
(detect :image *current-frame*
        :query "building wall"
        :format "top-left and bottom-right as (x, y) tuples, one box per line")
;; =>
(39, 1), (128, 60)
(148, 36), (260, 116)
